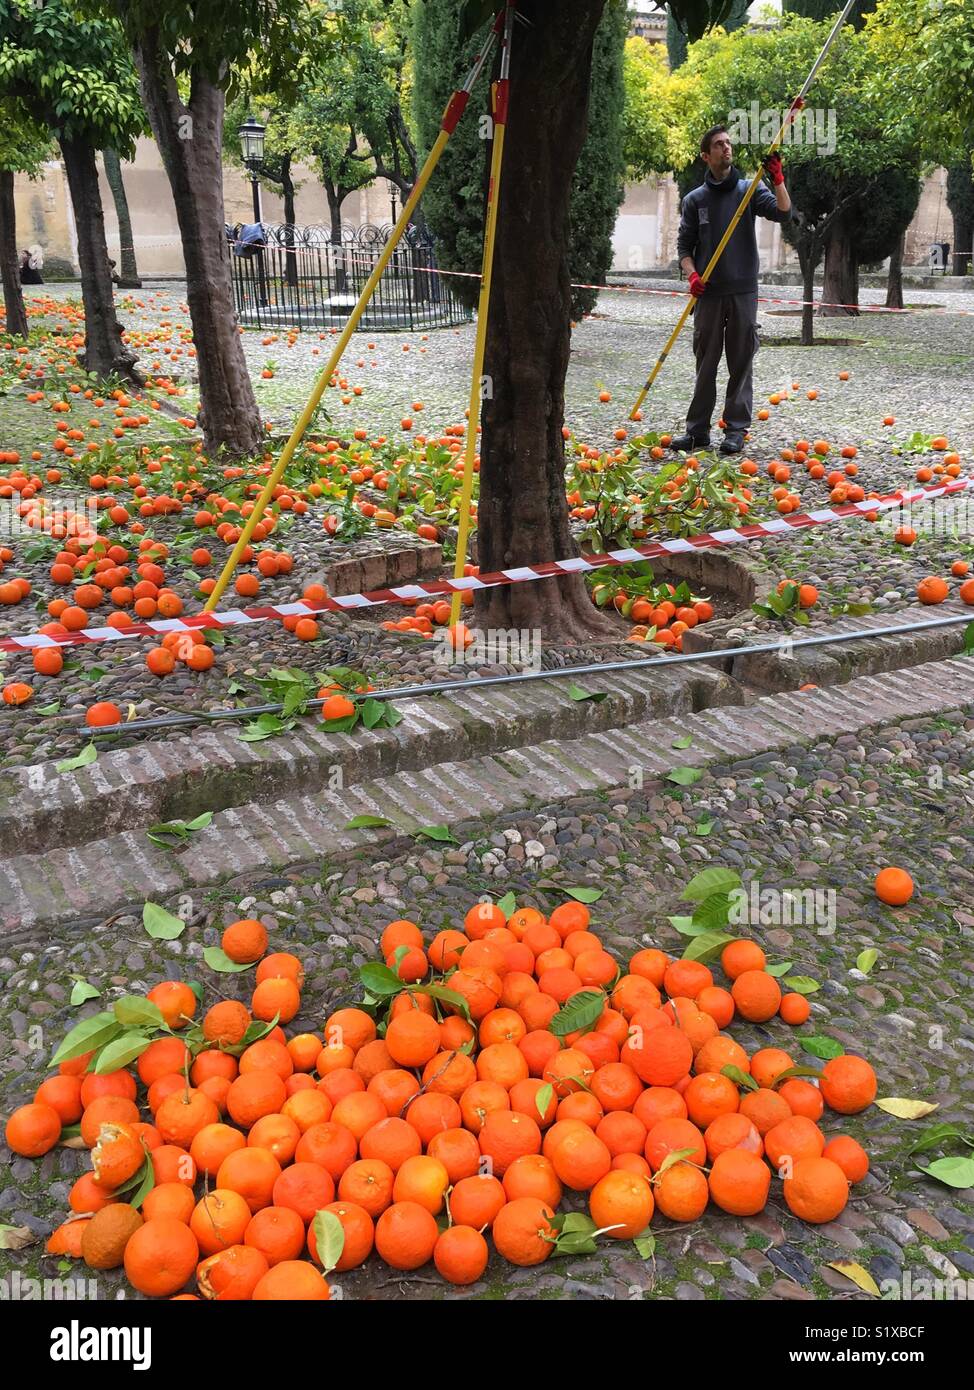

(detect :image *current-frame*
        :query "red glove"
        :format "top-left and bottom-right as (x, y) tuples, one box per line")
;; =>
(764, 152), (785, 186)
(688, 271), (706, 298)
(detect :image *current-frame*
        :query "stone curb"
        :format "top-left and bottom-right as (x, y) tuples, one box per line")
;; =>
(3, 655), (973, 935)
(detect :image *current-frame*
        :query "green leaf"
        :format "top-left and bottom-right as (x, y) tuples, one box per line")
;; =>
(549, 989), (606, 1037)
(127, 1157), (156, 1211)
(667, 915), (700, 936)
(95, 1031), (151, 1073)
(875, 1098), (939, 1121)
(143, 903), (186, 940)
(721, 1064), (759, 1093)
(359, 962), (406, 997)
(535, 1083), (554, 1122)
(184, 812), (213, 831)
(800, 1035), (844, 1060)
(681, 867), (741, 902)
(856, 949), (879, 975)
(667, 765), (703, 786)
(633, 1230), (656, 1260)
(49, 1012), (119, 1068)
(496, 892), (517, 918)
(671, 734), (693, 749)
(416, 825), (457, 843)
(203, 947), (253, 974)
(694, 819), (714, 836)
(917, 1156), (974, 1189)
(559, 886), (603, 905)
(113, 996), (165, 1029)
(908, 1122), (972, 1156)
(682, 930), (734, 962)
(782, 976), (821, 995)
(770, 1065), (823, 1084)
(567, 683), (607, 703)
(310, 1209), (345, 1274)
(37, 701), (61, 715)
(360, 698), (385, 729)
(345, 815), (392, 829)
(70, 980), (100, 1006)
(55, 743), (97, 773)
(657, 1147), (699, 1176)
(690, 893), (732, 932)
(412, 983), (472, 1021)
(963, 621), (974, 654)
(765, 961), (793, 978)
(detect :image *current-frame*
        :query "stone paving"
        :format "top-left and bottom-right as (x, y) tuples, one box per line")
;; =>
(1, 679), (972, 1299)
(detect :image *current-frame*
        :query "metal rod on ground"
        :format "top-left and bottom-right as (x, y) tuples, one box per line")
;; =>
(628, 0), (858, 422)
(92, 611), (974, 737)
(450, 2), (514, 629)
(201, 15), (502, 613)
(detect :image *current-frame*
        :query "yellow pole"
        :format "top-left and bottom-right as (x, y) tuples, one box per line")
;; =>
(450, 5), (514, 629)
(628, 0), (857, 422)
(204, 25), (501, 612)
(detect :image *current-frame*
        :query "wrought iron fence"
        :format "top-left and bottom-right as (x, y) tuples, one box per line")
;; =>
(228, 222), (473, 332)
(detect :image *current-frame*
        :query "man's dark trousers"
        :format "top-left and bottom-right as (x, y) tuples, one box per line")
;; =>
(685, 291), (759, 441)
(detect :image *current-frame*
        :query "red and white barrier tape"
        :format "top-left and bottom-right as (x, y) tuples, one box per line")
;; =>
(310, 251), (974, 318)
(1, 478), (970, 655)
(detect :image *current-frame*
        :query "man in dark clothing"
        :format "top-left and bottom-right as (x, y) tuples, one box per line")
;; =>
(671, 124), (793, 456)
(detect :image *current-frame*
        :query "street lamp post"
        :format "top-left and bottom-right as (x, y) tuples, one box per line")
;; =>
(238, 115), (268, 309)
(387, 179), (398, 227)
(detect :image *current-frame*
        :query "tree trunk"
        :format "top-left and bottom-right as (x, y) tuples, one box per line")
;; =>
(820, 217), (859, 317)
(477, 0), (616, 642)
(797, 240), (817, 346)
(951, 210), (973, 277)
(102, 148), (142, 288)
(325, 184), (347, 293)
(131, 31), (262, 459)
(281, 152), (298, 290)
(59, 136), (141, 382)
(885, 230), (905, 309)
(946, 159), (974, 276)
(0, 170), (29, 340)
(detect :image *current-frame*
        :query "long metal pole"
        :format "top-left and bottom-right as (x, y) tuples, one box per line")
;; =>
(92, 611), (974, 738)
(449, 1), (515, 629)
(628, 0), (857, 421)
(202, 16), (502, 613)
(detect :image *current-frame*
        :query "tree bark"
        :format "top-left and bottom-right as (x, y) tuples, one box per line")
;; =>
(946, 159), (974, 277)
(130, 30), (262, 458)
(0, 170), (29, 340)
(885, 229), (905, 309)
(820, 216), (859, 317)
(800, 250), (817, 346)
(102, 148), (142, 288)
(477, 0), (616, 642)
(951, 210), (973, 277)
(59, 136), (141, 382)
(281, 152), (299, 289)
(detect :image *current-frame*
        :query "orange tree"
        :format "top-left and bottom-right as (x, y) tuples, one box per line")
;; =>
(0, 1), (144, 378)
(88, 0), (315, 459)
(459, 0), (739, 641)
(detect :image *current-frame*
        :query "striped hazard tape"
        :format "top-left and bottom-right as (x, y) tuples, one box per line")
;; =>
(0, 477), (970, 654)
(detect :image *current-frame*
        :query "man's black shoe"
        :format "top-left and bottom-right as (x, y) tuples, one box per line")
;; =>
(668, 433), (710, 452)
(720, 432), (745, 455)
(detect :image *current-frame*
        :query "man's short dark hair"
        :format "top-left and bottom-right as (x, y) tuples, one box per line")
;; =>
(700, 125), (728, 155)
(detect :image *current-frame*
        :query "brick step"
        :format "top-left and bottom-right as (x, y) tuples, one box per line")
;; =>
(4, 655), (973, 935)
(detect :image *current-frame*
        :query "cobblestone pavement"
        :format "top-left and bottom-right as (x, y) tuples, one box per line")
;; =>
(2, 705), (972, 1300)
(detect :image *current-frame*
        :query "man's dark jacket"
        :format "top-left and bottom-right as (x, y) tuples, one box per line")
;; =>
(677, 166), (792, 297)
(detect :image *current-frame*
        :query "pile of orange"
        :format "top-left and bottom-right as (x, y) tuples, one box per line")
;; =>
(5, 897), (879, 1300)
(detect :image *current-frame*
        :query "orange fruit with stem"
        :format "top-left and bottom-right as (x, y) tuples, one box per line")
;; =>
(202, 1001), (251, 1047)
(434, 1224), (489, 1285)
(653, 1161), (710, 1221)
(222, 918), (268, 964)
(644, 1117), (706, 1172)
(392, 1154), (450, 1214)
(683, 1072), (740, 1128)
(749, 1048), (795, 1090)
(589, 1169), (654, 1238)
(155, 1088), (220, 1147)
(189, 1189), (252, 1256)
(309, 1202), (374, 1271)
(492, 1197), (556, 1266)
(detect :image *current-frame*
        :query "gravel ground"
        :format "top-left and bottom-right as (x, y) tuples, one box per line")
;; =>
(1, 707), (972, 1301)
(2, 279), (973, 765)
